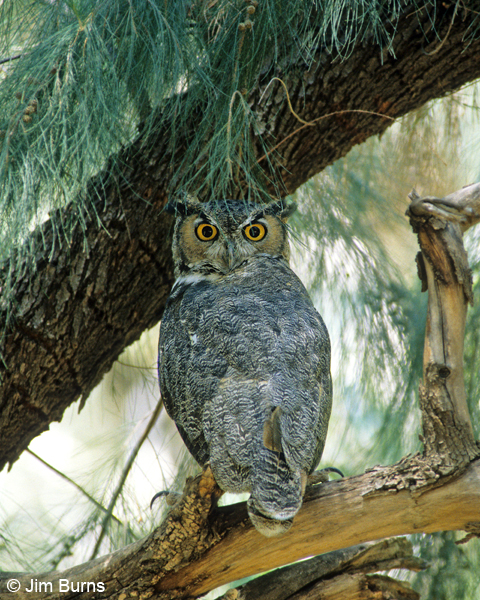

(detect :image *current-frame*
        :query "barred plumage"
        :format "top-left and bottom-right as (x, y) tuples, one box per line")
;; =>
(158, 196), (332, 536)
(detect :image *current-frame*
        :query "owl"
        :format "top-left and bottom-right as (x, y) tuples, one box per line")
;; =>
(158, 196), (332, 536)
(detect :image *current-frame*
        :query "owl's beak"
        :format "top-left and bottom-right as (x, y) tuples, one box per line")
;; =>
(225, 241), (238, 272)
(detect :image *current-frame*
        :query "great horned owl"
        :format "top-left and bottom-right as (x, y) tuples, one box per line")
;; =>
(158, 196), (332, 536)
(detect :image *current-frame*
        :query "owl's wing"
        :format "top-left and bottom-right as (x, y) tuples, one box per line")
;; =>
(158, 282), (228, 466)
(254, 305), (332, 474)
(159, 258), (332, 496)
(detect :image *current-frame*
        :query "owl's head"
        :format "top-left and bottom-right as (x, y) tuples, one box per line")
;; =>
(166, 196), (296, 278)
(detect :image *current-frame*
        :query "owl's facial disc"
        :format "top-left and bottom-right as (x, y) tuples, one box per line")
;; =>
(172, 201), (291, 279)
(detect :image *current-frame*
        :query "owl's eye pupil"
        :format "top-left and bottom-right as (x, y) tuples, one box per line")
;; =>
(196, 222), (218, 241)
(244, 222), (267, 241)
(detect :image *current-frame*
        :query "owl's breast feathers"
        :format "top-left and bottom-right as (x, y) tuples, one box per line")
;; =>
(159, 255), (332, 489)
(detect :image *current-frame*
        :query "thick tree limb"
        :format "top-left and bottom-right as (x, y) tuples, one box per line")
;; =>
(0, 185), (174, 470)
(166, 456), (480, 598)
(216, 536), (427, 600)
(1, 460), (479, 599)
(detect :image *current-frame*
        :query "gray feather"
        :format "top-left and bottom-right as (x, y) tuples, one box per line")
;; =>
(158, 200), (332, 536)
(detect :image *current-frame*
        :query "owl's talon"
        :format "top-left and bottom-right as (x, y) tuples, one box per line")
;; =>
(150, 490), (182, 509)
(324, 466), (344, 478)
(308, 467), (344, 486)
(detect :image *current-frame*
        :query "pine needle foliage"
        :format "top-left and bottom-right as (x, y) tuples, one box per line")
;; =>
(411, 532), (480, 600)
(1, 0), (448, 267)
(292, 166), (426, 468)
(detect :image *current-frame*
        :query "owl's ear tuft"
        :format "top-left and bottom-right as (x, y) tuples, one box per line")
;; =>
(253, 200), (297, 222)
(278, 201), (297, 223)
(165, 193), (202, 216)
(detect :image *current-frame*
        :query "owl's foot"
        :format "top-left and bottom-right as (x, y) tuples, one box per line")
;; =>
(150, 466), (223, 511)
(308, 467), (344, 486)
(150, 490), (182, 509)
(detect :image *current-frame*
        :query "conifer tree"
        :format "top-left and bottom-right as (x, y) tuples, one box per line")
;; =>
(1, 2), (480, 598)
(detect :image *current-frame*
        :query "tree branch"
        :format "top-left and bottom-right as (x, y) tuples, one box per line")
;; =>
(407, 186), (480, 468)
(1, 460), (479, 599)
(216, 537), (426, 600)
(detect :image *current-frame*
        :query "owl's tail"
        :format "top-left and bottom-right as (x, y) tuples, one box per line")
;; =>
(247, 447), (304, 537)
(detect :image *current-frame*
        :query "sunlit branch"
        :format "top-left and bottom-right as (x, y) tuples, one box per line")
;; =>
(407, 185), (480, 466)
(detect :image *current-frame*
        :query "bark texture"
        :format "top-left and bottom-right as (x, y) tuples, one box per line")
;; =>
(219, 536), (426, 600)
(407, 183), (480, 469)
(1, 2), (480, 470)
(0, 460), (478, 599)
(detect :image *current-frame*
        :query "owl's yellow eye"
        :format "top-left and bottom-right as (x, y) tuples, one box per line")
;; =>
(196, 222), (218, 241)
(244, 222), (267, 241)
